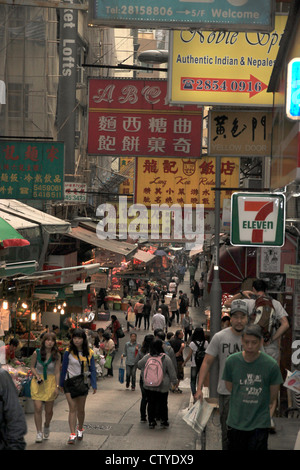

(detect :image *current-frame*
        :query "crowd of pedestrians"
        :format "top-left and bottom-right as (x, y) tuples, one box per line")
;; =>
(0, 259), (291, 450)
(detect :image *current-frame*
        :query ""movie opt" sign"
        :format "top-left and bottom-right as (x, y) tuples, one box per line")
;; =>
(230, 193), (285, 247)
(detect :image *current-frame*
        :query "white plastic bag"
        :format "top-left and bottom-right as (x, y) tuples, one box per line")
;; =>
(182, 399), (214, 433)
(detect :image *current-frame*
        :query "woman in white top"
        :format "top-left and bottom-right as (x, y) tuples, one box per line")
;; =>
(183, 327), (208, 396)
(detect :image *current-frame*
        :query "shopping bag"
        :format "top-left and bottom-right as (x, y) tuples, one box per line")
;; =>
(119, 358), (125, 384)
(182, 399), (214, 433)
(104, 353), (112, 369)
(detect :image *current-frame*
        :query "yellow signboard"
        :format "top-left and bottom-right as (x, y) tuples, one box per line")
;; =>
(119, 157), (134, 195)
(168, 14), (287, 107)
(135, 156), (239, 209)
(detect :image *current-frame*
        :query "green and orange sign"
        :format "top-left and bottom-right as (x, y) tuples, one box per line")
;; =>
(230, 193), (285, 246)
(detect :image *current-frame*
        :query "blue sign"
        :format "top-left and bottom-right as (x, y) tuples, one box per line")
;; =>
(89, 0), (274, 31)
(286, 58), (300, 120)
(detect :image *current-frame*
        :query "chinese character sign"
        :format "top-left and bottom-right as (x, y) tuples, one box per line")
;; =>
(88, 78), (202, 158)
(209, 110), (272, 156)
(0, 141), (64, 200)
(135, 156), (239, 209)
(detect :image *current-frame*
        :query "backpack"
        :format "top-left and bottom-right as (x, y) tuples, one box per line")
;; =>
(143, 354), (165, 387)
(194, 341), (205, 368)
(250, 295), (276, 342)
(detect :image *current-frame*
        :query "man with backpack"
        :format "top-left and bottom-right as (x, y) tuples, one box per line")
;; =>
(194, 299), (249, 450)
(224, 279), (289, 433)
(224, 279), (289, 362)
(137, 339), (177, 429)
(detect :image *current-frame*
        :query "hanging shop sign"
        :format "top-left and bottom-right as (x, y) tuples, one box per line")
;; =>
(230, 193), (285, 247)
(286, 58), (300, 120)
(89, 0), (274, 32)
(64, 182), (87, 203)
(0, 141), (64, 200)
(135, 156), (239, 209)
(168, 14), (286, 107)
(209, 110), (272, 156)
(87, 78), (202, 158)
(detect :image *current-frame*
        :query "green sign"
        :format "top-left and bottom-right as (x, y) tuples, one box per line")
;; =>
(0, 141), (64, 200)
(230, 193), (285, 247)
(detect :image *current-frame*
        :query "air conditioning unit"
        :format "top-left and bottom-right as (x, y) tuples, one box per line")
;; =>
(241, 178), (262, 189)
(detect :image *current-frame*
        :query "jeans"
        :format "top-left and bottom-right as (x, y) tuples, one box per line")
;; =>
(139, 379), (148, 420)
(219, 394), (230, 450)
(144, 314), (150, 329)
(190, 366), (200, 396)
(135, 313), (143, 328)
(126, 364), (137, 388)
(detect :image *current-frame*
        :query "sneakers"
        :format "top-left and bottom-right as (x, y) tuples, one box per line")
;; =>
(68, 433), (77, 444)
(149, 421), (157, 429)
(35, 432), (43, 443)
(43, 424), (50, 439)
(77, 428), (84, 440)
(160, 421), (169, 428)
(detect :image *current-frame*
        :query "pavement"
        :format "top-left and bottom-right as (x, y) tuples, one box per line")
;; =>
(22, 269), (300, 453)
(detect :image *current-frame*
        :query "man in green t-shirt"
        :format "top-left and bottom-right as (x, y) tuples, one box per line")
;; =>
(222, 324), (283, 450)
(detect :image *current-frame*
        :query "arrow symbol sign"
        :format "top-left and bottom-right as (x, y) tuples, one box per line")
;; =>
(181, 75), (268, 98)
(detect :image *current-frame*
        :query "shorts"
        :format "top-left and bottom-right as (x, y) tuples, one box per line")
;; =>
(176, 360), (184, 380)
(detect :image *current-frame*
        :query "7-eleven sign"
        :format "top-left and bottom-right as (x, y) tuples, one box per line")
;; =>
(230, 193), (285, 247)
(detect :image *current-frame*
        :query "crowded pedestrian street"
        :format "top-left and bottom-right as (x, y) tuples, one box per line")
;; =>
(15, 269), (298, 453)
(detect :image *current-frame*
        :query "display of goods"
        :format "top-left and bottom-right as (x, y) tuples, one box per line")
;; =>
(21, 332), (36, 340)
(2, 364), (31, 393)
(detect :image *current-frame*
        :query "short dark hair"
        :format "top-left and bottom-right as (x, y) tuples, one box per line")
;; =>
(252, 279), (268, 292)
(242, 324), (263, 339)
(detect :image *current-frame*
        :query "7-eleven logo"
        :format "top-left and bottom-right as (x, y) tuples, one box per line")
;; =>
(231, 193), (285, 247)
(244, 200), (274, 243)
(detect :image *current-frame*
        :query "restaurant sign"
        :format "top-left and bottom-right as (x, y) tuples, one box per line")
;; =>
(0, 141), (64, 200)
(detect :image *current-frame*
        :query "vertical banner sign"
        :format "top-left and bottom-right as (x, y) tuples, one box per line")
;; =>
(0, 141), (64, 200)
(57, 0), (77, 177)
(88, 78), (202, 158)
(230, 193), (285, 247)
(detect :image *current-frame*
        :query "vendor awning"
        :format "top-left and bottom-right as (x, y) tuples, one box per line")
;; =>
(0, 216), (30, 248)
(68, 226), (137, 258)
(189, 244), (204, 257)
(0, 199), (70, 234)
(0, 260), (38, 277)
(12, 263), (101, 282)
(133, 249), (156, 265)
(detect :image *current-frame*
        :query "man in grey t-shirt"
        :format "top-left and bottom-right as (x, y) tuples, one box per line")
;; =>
(194, 299), (249, 450)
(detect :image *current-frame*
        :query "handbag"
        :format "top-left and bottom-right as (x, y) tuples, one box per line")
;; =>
(104, 353), (112, 369)
(116, 327), (125, 338)
(118, 358), (125, 384)
(64, 359), (89, 398)
(65, 374), (89, 399)
(20, 374), (33, 398)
